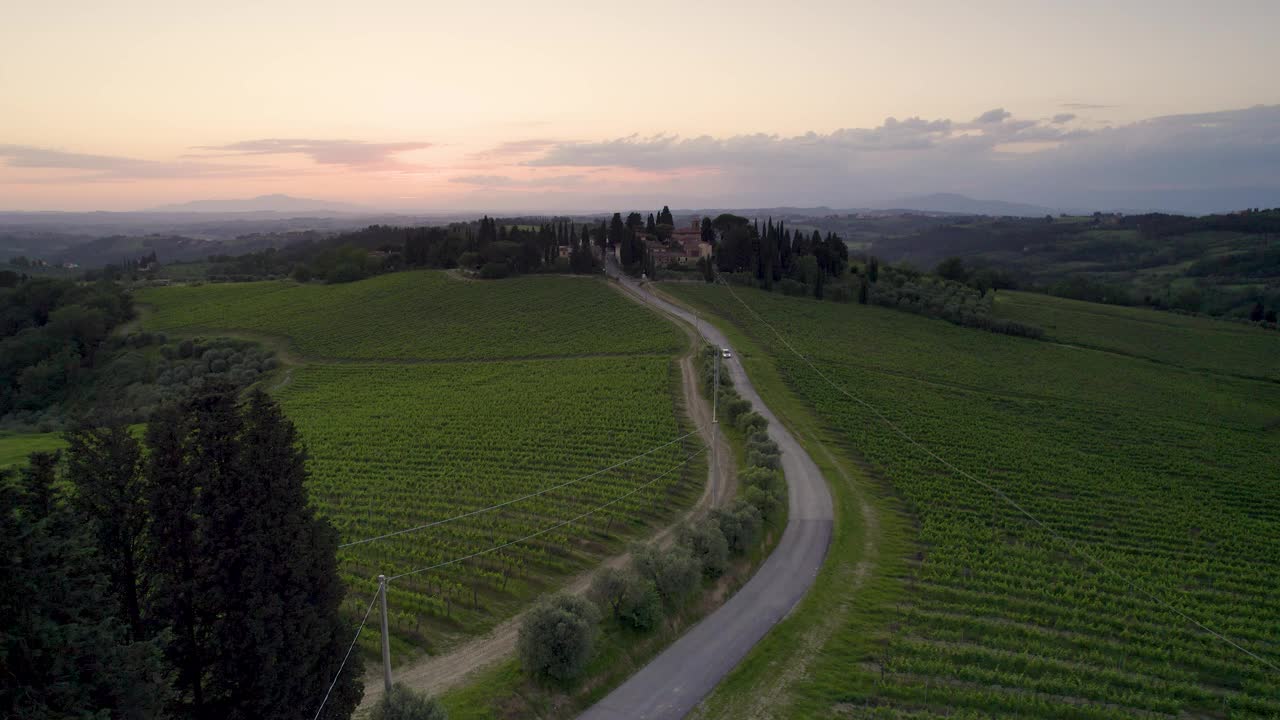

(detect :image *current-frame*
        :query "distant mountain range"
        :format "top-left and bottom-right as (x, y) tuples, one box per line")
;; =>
(147, 194), (373, 214)
(876, 193), (1066, 217)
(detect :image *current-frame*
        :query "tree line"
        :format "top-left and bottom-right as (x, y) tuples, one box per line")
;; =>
(1, 383), (371, 720)
(0, 276), (134, 425)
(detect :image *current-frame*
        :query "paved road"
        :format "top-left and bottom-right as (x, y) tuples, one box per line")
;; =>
(580, 267), (834, 720)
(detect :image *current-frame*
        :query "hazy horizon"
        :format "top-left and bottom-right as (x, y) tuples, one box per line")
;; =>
(3, 0), (1278, 214)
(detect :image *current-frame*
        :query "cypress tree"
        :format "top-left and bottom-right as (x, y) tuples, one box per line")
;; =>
(700, 216), (715, 249)
(1, 453), (170, 720)
(143, 383), (362, 720)
(65, 420), (149, 641)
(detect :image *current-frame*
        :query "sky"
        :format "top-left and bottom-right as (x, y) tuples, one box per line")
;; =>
(2, 0), (1278, 213)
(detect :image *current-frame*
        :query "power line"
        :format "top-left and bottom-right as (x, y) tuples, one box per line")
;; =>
(340, 430), (700, 549)
(312, 592), (379, 720)
(714, 275), (1279, 675)
(387, 447), (704, 582)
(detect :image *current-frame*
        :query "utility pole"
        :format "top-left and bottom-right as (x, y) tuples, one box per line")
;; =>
(378, 574), (392, 693)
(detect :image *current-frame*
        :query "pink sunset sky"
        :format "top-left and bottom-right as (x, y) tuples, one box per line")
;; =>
(2, 0), (1278, 213)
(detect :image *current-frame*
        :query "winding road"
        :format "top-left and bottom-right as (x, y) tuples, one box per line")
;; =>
(581, 267), (834, 720)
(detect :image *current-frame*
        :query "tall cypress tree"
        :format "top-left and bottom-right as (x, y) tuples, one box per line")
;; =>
(1, 453), (170, 720)
(65, 420), (149, 641)
(144, 403), (207, 711)
(142, 383), (362, 720)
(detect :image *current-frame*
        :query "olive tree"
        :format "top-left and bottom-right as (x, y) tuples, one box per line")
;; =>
(517, 593), (601, 681)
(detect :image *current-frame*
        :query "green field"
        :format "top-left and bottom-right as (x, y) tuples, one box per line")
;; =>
(137, 272), (682, 360)
(996, 290), (1280, 381)
(666, 284), (1280, 718)
(0, 431), (67, 469)
(139, 271), (697, 661)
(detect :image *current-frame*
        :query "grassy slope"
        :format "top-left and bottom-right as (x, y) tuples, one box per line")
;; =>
(997, 290), (1280, 381)
(665, 283), (1280, 718)
(139, 271), (694, 662)
(137, 272), (681, 360)
(0, 431), (67, 469)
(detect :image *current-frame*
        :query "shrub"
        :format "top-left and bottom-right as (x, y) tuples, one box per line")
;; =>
(632, 544), (701, 607)
(714, 499), (762, 554)
(371, 683), (447, 720)
(745, 484), (781, 522)
(589, 566), (630, 617)
(736, 411), (767, 435)
(479, 262), (510, 279)
(746, 433), (778, 455)
(778, 278), (808, 297)
(723, 398), (752, 424)
(617, 577), (664, 631)
(740, 466), (783, 495)
(746, 449), (781, 470)
(678, 519), (729, 578)
(517, 593), (600, 682)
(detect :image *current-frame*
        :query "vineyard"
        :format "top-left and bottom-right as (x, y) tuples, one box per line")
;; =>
(278, 359), (698, 661)
(665, 283), (1280, 718)
(137, 272), (701, 663)
(995, 290), (1280, 381)
(136, 271), (683, 360)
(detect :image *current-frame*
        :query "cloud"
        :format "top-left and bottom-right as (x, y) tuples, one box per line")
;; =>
(524, 112), (1085, 173)
(450, 173), (586, 188)
(194, 138), (431, 167)
(0, 144), (267, 181)
(469, 139), (559, 160)
(507, 105), (1280, 212)
(974, 108), (1012, 124)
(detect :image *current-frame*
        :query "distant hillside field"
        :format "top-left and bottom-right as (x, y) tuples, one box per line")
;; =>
(137, 271), (683, 360)
(0, 431), (66, 469)
(665, 283), (1280, 718)
(995, 290), (1280, 381)
(139, 272), (698, 662)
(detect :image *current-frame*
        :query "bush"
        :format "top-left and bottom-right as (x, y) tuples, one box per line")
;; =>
(632, 544), (701, 607)
(714, 499), (762, 554)
(740, 466), (783, 495)
(517, 593), (600, 681)
(746, 449), (781, 470)
(617, 577), (663, 631)
(736, 411), (767, 435)
(372, 683), (447, 720)
(678, 519), (729, 578)
(778, 278), (808, 296)
(478, 262), (510, 279)
(589, 566), (630, 617)
(745, 484), (781, 522)
(723, 398), (752, 424)
(746, 433), (778, 456)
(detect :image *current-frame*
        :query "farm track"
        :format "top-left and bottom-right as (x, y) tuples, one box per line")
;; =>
(356, 299), (734, 707)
